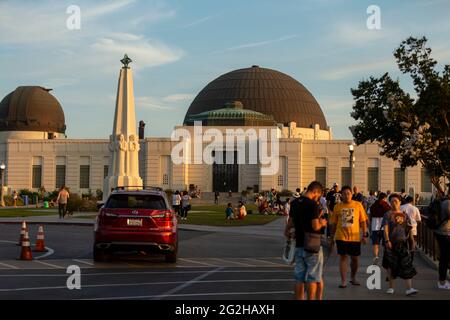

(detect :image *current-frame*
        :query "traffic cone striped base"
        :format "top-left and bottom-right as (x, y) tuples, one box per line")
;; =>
(34, 225), (47, 252)
(19, 231), (33, 260)
(17, 221), (27, 246)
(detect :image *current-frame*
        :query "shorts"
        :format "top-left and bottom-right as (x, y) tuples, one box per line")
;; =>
(294, 247), (323, 283)
(371, 230), (384, 245)
(336, 240), (361, 256)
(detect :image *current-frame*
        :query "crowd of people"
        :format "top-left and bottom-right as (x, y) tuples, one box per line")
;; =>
(285, 180), (450, 300)
(254, 189), (290, 215)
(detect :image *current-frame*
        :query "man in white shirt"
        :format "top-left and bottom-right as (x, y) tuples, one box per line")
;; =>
(400, 196), (422, 258)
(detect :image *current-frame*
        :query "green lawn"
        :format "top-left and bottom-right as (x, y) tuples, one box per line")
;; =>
(178, 204), (281, 226)
(0, 208), (58, 217)
(0, 205), (282, 227)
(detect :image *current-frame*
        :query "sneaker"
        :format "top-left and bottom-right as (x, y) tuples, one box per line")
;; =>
(386, 288), (394, 294)
(437, 281), (450, 289)
(406, 288), (418, 296)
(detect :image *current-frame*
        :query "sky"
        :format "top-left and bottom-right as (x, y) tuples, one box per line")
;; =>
(0, 0), (449, 139)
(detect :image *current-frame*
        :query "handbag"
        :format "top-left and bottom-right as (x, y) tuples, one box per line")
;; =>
(304, 232), (322, 253)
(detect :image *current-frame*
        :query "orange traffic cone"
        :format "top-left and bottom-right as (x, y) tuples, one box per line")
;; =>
(34, 225), (47, 252)
(19, 231), (33, 260)
(17, 221), (27, 246)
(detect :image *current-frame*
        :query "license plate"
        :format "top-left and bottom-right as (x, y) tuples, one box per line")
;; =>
(127, 218), (143, 226)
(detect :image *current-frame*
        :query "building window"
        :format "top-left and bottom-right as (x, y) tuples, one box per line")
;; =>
(162, 173), (169, 185)
(394, 168), (406, 192)
(79, 165), (90, 189)
(277, 175), (284, 187)
(341, 167), (351, 187)
(368, 167), (379, 192)
(32, 165), (42, 189)
(104, 165), (109, 179)
(421, 168), (432, 192)
(55, 165), (66, 189)
(315, 167), (326, 188)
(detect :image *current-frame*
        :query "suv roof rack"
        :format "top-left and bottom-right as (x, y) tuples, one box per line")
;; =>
(112, 186), (164, 192)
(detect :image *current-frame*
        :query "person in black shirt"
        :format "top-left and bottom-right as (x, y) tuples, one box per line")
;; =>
(285, 181), (327, 300)
(326, 183), (341, 212)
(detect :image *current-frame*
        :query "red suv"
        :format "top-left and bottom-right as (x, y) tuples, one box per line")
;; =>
(94, 188), (178, 263)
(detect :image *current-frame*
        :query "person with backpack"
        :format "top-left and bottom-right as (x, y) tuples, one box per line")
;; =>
(434, 189), (450, 289)
(382, 194), (418, 296)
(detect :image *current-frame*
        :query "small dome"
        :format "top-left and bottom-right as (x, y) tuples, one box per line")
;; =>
(0, 86), (66, 133)
(184, 66), (328, 129)
(185, 100), (276, 126)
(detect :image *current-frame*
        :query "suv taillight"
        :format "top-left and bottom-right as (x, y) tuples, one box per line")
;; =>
(150, 210), (174, 220)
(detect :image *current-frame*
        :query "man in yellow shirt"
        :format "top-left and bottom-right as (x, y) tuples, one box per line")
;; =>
(330, 186), (368, 288)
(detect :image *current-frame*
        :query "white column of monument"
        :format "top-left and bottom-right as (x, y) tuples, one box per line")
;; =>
(103, 54), (143, 202)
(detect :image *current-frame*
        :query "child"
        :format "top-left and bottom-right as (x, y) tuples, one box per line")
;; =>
(225, 203), (234, 220)
(237, 201), (247, 220)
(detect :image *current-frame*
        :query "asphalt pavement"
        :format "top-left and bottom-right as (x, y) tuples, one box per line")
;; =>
(0, 218), (448, 300)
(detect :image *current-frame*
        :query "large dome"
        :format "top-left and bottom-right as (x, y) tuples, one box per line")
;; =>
(0, 86), (66, 133)
(183, 66), (328, 129)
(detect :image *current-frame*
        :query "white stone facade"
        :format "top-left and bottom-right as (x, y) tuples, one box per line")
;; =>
(0, 126), (431, 198)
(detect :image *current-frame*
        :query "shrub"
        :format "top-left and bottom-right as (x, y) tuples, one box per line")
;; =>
(3, 195), (24, 206)
(37, 186), (46, 200)
(95, 189), (103, 200)
(67, 193), (83, 213)
(44, 190), (59, 202)
(67, 193), (98, 213)
(19, 189), (40, 204)
(279, 189), (293, 197)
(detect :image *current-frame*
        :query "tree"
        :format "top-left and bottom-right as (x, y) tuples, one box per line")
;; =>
(350, 37), (450, 196)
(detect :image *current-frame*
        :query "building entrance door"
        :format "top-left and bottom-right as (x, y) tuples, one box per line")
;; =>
(213, 151), (238, 192)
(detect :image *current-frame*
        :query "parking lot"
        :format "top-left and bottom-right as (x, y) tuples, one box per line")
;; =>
(0, 223), (294, 300)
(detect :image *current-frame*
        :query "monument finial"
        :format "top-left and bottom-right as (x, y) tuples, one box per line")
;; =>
(120, 54), (132, 68)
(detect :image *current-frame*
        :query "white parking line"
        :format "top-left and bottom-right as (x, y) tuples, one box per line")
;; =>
(0, 239), (55, 260)
(179, 258), (219, 267)
(33, 260), (64, 269)
(72, 259), (95, 266)
(84, 290), (294, 300)
(0, 278), (292, 292)
(0, 268), (292, 277)
(210, 258), (253, 267)
(154, 267), (224, 300)
(243, 258), (286, 267)
(34, 247), (55, 260)
(0, 262), (19, 269)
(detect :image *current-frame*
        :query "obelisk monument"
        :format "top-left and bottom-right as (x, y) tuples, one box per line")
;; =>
(103, 54), (143, 201)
